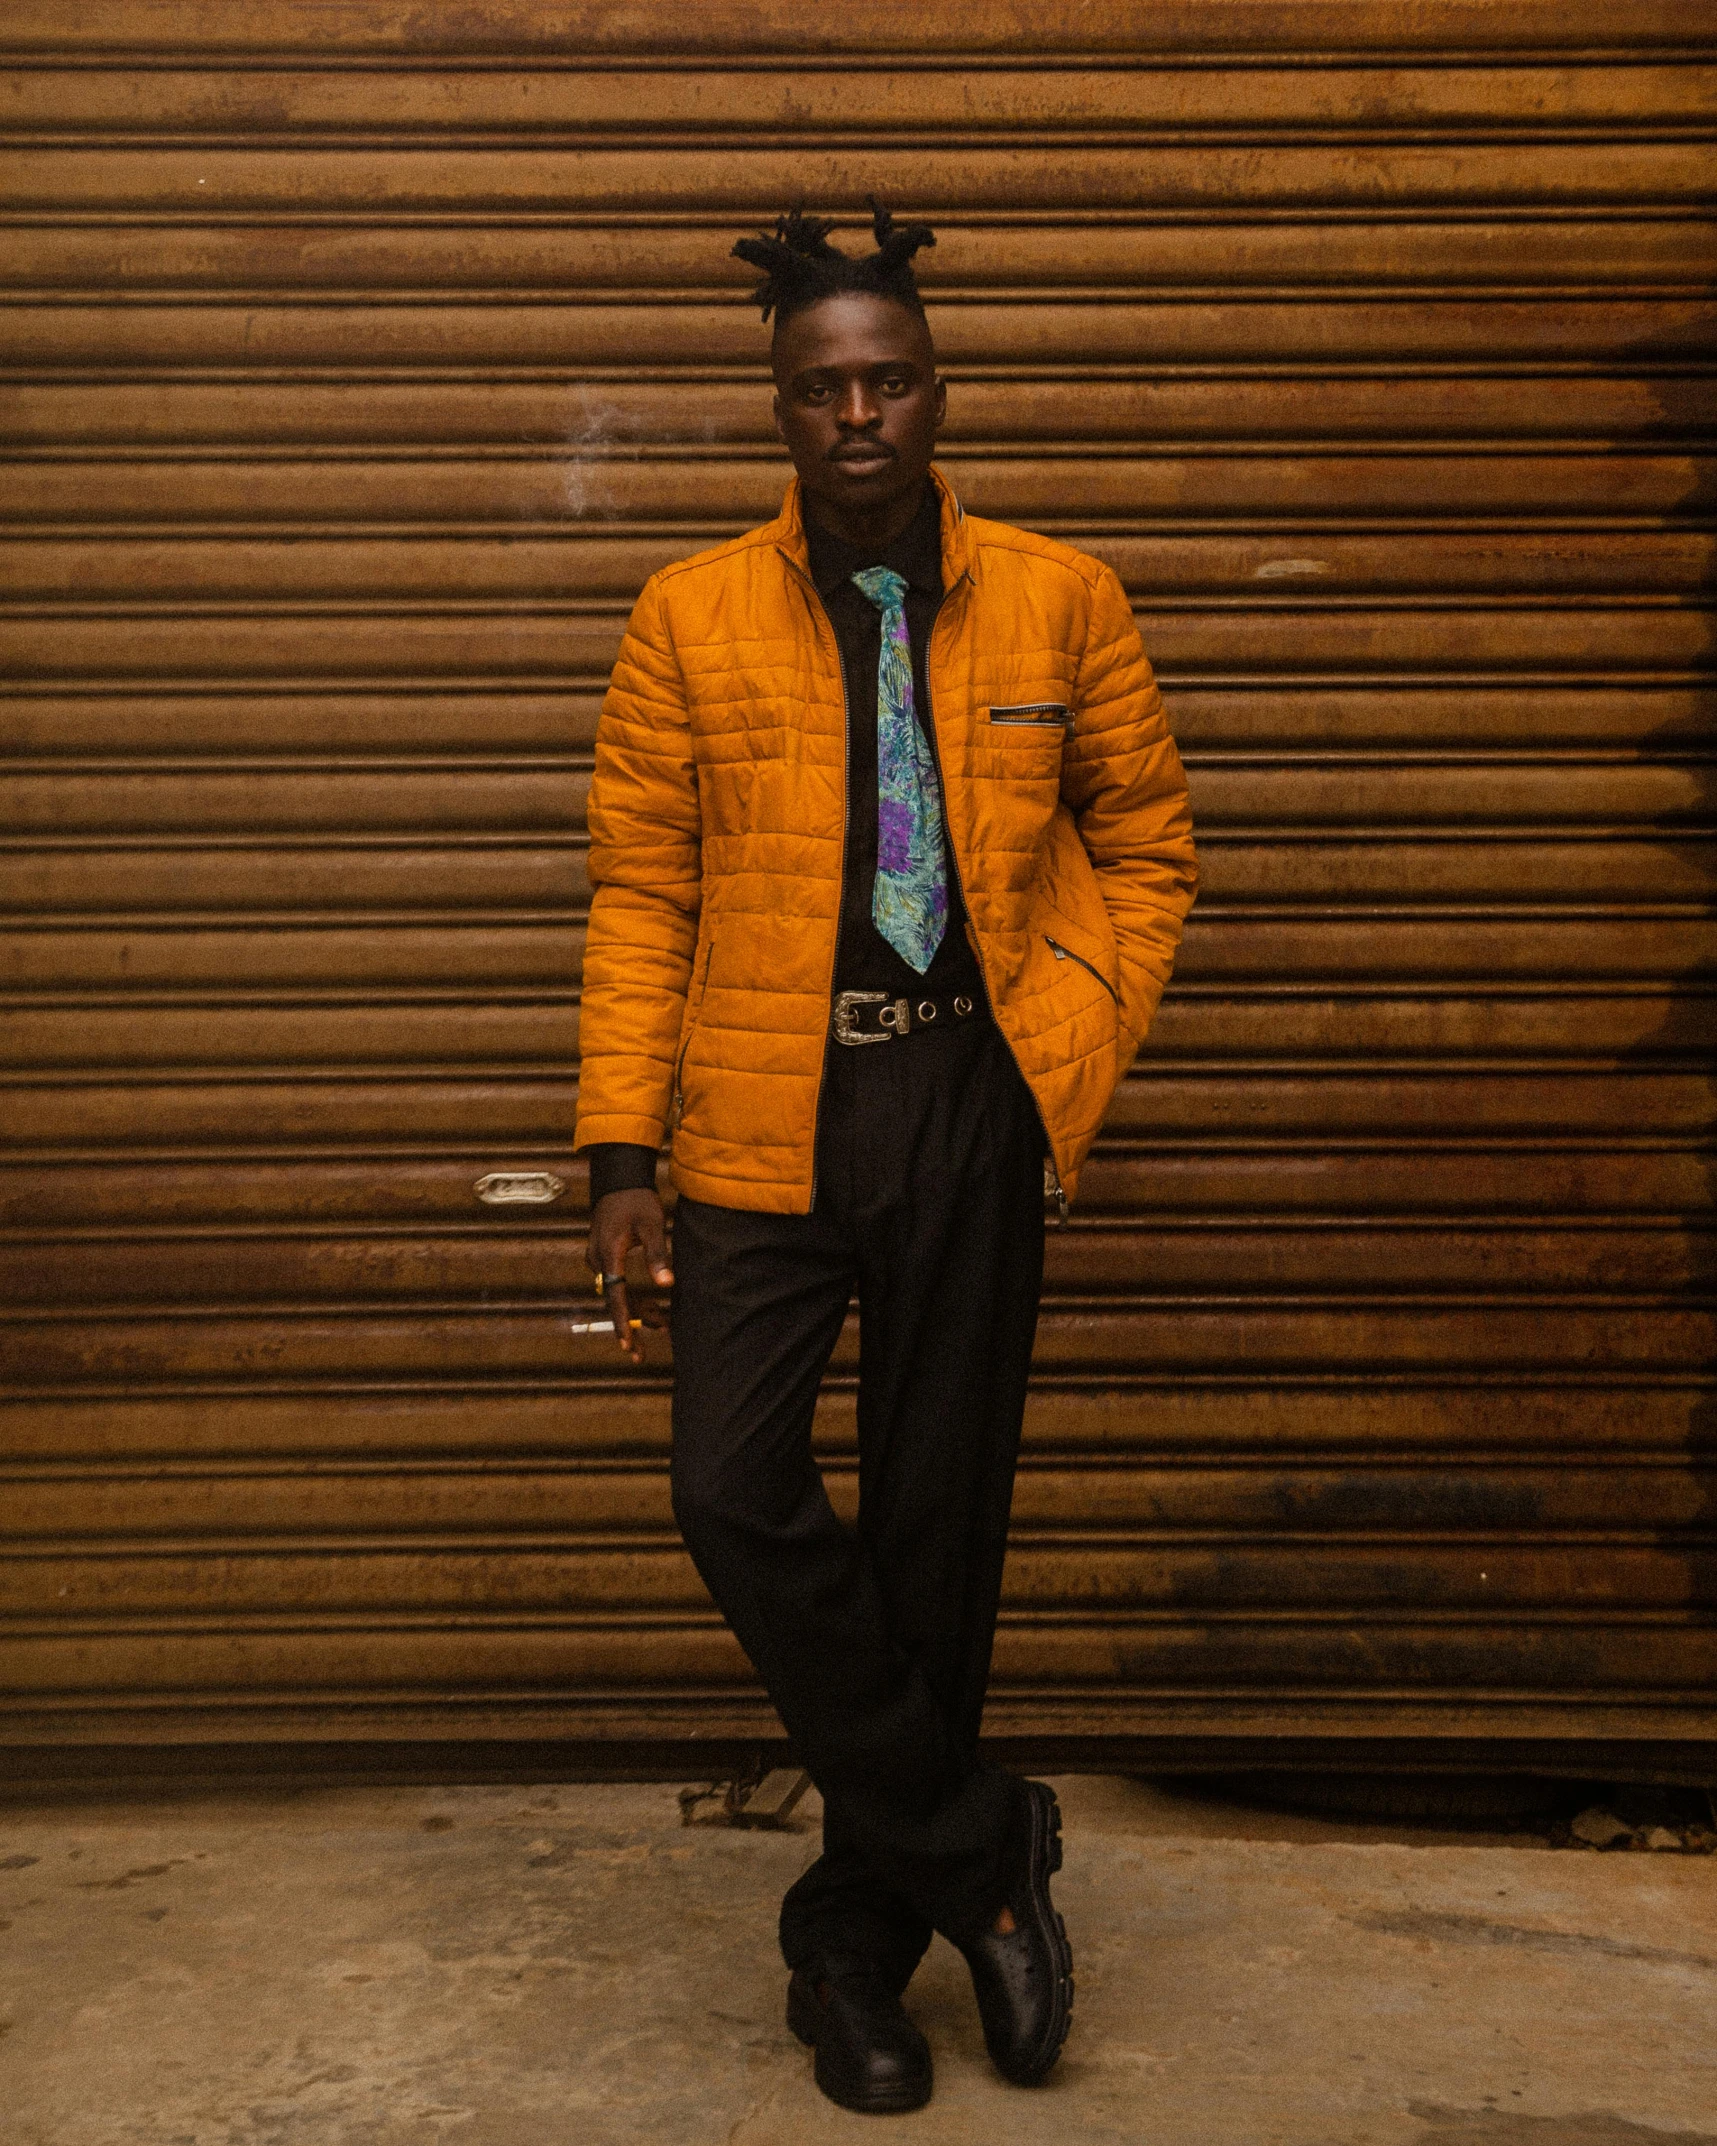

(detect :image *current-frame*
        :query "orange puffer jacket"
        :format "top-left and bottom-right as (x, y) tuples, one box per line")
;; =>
(575, 467), (1197, 1213)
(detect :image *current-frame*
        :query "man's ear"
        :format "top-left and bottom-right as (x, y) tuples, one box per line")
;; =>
(933, 376), (947, 434)
(771, 391), (787, 444)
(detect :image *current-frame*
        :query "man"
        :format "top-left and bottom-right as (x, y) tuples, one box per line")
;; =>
(576, 206), (1197, 2114)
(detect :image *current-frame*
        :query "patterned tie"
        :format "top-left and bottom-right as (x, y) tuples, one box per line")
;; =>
(850, 566), (948, 974)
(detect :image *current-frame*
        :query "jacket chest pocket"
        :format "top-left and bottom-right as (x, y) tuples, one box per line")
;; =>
(987, 701), (1075, 738)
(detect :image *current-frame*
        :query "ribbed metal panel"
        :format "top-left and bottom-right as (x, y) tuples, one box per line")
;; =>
(1, 2), (1712, 1758)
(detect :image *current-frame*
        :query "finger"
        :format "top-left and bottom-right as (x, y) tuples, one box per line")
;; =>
(639, 1208), (675, 1288)
(589, 1209), (633, 1293)
(589, 1212), (628, 1288)
(604, 1275), (642, 1363)
(635, 1299), (670, 1332)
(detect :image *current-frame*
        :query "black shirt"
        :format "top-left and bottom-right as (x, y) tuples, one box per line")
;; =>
(587, 482), (981, 1206)
(805, 484), (983, 1002)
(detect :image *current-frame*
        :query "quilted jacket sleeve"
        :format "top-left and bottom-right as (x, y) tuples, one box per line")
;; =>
(573, 571), (703, 1154)
(1061, 561), (1199, 1055)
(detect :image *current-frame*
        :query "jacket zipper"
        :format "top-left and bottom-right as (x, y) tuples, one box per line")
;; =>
(990, 702), (1076, 739)
(1046, 934), (1121, 1008)
(1039, 939), (1114, 1216)
(669, 935), (716, 1135)
(778, 549), (851, 1213)
(922, 573), (1069, 1226)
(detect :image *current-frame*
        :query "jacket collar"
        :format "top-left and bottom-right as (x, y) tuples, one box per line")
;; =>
(772, 463), (977, 590)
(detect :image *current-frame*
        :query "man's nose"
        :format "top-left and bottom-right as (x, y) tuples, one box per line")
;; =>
(835, 382), (883, 429)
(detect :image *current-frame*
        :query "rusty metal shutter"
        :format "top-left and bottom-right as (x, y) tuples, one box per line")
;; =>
(2, 3), (1712, 1769)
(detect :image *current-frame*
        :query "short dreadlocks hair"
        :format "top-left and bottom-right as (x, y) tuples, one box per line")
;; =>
(733, 202), (935, 331)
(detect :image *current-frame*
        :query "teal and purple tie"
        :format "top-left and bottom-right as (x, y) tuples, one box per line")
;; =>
(850, 566), (948, 974)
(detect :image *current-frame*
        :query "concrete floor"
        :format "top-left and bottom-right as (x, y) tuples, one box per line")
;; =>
(1, 1774), (1713, 2146)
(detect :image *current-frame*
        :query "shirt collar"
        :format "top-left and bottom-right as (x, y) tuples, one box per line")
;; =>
(804, 481), (944, 601)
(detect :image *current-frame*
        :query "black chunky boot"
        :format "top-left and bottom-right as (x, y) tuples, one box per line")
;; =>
(955, 1779), (1074, 2085)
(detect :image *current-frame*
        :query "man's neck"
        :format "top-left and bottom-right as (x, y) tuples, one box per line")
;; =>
(802, 478), (930, 553)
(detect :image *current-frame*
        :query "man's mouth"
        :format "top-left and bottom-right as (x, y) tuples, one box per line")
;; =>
(831, 442), (894, 468)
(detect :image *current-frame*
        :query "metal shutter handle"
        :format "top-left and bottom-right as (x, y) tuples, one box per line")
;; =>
(474, 1171), (566, 1206)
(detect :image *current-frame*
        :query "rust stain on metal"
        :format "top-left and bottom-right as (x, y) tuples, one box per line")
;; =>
(0, 0), (1711, 1758)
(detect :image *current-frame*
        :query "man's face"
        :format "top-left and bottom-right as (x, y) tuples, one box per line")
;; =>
(771, 292), (945, 536)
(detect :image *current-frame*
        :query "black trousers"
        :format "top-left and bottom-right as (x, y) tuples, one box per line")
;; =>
(669, 1015), (1046, 1991)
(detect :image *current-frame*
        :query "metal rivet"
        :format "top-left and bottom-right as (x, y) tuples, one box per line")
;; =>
(918, 1001), (936, 1021)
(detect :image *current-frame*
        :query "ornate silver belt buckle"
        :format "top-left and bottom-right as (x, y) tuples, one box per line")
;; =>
(833, 989), (894, 1045)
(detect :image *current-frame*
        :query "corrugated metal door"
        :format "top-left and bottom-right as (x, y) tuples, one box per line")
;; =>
(2, 3), (1713, 1764)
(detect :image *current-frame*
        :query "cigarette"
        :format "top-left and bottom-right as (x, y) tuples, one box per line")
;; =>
(564, 1317), (644, 1335)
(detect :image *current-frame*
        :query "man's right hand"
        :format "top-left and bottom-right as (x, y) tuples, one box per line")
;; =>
(587, 1189), (674, 1366)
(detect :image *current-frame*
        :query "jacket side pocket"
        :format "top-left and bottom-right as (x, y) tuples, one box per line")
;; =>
(1046, 934), (1120, 1007)
(669, 932), (717, 1133)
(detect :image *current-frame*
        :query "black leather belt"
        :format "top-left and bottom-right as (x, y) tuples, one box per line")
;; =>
(831, 987), (984, 1046)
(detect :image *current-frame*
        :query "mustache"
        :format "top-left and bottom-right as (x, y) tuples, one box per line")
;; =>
(829, 437), (896, 462)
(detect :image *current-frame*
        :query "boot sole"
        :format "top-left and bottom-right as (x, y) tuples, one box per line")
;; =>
(787, 1974), (933, 2115)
